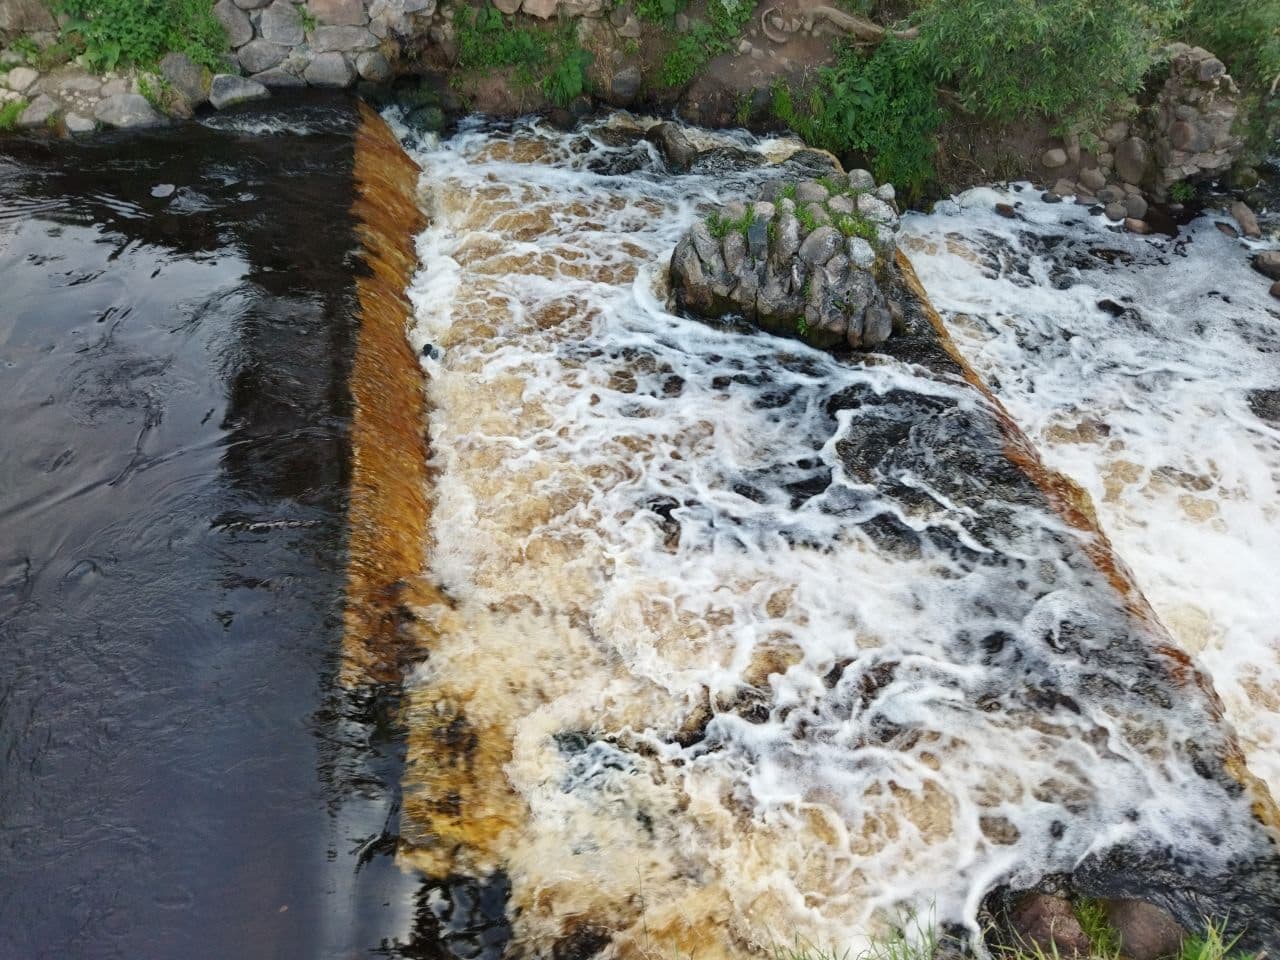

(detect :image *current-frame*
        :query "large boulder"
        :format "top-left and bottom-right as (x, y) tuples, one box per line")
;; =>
(209, 73), (270, 109)
(93, 93), (164, 128)
(670, 167), (902, 350)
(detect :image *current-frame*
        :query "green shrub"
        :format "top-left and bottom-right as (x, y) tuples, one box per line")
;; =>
(542, 43), (592, 106)
(53, 0), (228, 71)
(454, 6), (592, 107)
(916, 0), (1179, 130)
(772, 37), (941, 199)
(635, 0), (686, 23)
(659, 0), (755, 88)
(1178, 0), (1280, 97)
(706, 204), (754, 239)
(0, 98), (28, 131)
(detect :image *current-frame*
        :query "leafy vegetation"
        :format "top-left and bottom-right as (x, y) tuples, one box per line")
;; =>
(1169, 180), (1196, 202)
(635, 0), (686, 24)
(51, 0), (228, 72)
(772, 37), (941, 199)
(0, 98), (28, 131)
(659, 0), (756, 88)
(1177, 0), (1280, 99)
(706, 203), (755, 239)
(453, 4), (593, 106)
(916, 0), (1179, 131)
(833, 211), (878, 242)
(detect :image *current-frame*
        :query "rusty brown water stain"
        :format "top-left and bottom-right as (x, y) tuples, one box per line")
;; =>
(344, 102), (444, 686)
(898, 251), (1280, 837)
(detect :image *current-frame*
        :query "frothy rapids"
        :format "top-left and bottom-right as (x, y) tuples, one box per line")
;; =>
(901, 189), (1280, 797)
(385, 116), (1277, 957)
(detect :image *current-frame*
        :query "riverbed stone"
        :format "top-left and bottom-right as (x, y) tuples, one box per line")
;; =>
(848, 168), (875, 191)
(799, 226), (840, 266)
(1124, 194), (1148, 219)
(1271, 281), (1280, 300)
(209, 73), (270, 109)
(1115, 137), (1150, 184)
(261, 1), (305, 45)
(1230, 200), (1261, 239)
(18, 93), (57, 127)
(303, 52), (355, 86)
(1079, 167), (1106, 191)
(64, 112), (95, 133)
(645, 122), (697, 173)
(250, 68), (306, 87)
(234, 0), (272, 7)
(237, 38), (289, 74)
(1009, 893), (1091, 957)
(1125, 217), (1150, 234)
(610, 64), (641, 103)
(4, 65), (37, 93)
(1042, 147), (1068, 169)
(795, 180), (829, 203)
(310, 25), (378, 52)
(309, 0), (369, 24)
(1104, 900), (1184, 960)
(160, 52), (209, 106)
(1104, 201), (1126, 221)
(521, 0), (559, 17)
(1252, 251), (1280, 281)
(214, 0), (254, 47)
(93, 93), (164, 128)
(355, 50), (391, 81)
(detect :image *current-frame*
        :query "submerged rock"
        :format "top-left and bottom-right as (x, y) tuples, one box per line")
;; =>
(1105, 899), (1185, 960)
(670, 168), (902, 350)
(209, 74), (270, 110)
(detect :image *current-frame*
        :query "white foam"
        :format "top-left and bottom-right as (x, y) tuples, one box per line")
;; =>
(902, 186), (1280, 795)
(393, 120), (1269, 955)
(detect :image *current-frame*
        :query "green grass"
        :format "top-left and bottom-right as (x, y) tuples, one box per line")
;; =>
(659, 0), (756, 88)
(706, 203), (754, 240)
(0, 98), (28, 131)
(833, 211), (878, 242)
(635, 0), (685, 23)
(298, 3), (318, 31)
(453, 4), (592, 107)
(1169, 181), (1196, 203)
(52, 0), (228, 72)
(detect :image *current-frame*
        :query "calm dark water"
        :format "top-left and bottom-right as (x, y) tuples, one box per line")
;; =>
(0, 96), (429, 959)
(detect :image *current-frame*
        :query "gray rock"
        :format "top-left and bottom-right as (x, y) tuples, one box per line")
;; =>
(1096, 185), (1125, 204)
(799, 225), (840, 266)
(1104, 900), (1184, 960)
(1050, 178), (1076, 198)
(93, 93), (164, 128)
(846, 237), (875, 270)
(616, 13), (641, 38)
(309, 0), (369, 24)
(1125, 218), (1150, 234)
(689, 220), (720, 266)
(746, 212), (771, 259)
(356, 50), (391, 81)
(801, 202), (829, 228)
(209, 73), (270, 109)
(1124, 194), (1148, 220)
(310, 25), (377, 52)
(827, 194), (854, 216)
(1042, 147), (1068, 169)
(160, 52), (209, 105)
(610, 64), (641, 103)
(17, 93), (57, 127)
(864, 301), (892, 346)
(1230, 200), (1261, 239)
(795, 180), (829, 203)
(1102, 120), (1128, 144)
(722, 231), (746, 275)
(64, 112), (95, 133)
(1115, 136), (1150, 184)
(251, 68), (305, 87)
(1270, 281), (1280, 300)
(214, 0), (254, 47)
(1104, 201), (1126, 221)
(238, 39), (289, 74)
(1079, 167), (1106, 191)
(847, 169), (875, 191)
(875, 182), (895, 205)
(261, 0), (305, 45)
(493, 0), (521, 11)
(101, 77), (130, 97)
(771, 214), (800, 266)
(645, 122), (696, 173)
(855, 192), (897, 225)
(1252, 251), (1280, 281)
(235, 0), (273, 7)
(4, 66), (38, 93)
(303, 52), (355, 86)
(44, 73), (100, 96)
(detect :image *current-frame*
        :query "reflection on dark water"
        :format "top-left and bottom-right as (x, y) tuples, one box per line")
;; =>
(0, 95), (431, 958)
